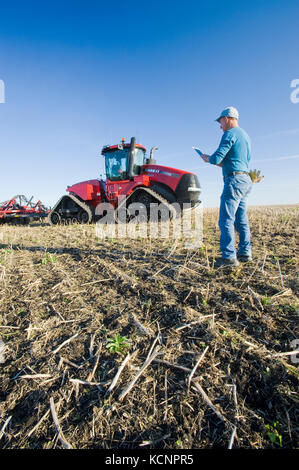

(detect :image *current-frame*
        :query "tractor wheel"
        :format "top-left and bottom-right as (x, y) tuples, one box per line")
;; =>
(78, 209), (90, 224)
(49, 211), (61, 225)
(124, 191), (152, 223)
(134, 191), (152, 208)
(135, 189), (173, 221)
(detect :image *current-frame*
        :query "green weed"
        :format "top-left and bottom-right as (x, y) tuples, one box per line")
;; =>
(41, 253), (57, 265)
(285, 304), (298, 314)
(17, 308), (26, 315)
(261, 296), (271, 306)
(106, 333), (131, 355)
(265, 421), (282, 447)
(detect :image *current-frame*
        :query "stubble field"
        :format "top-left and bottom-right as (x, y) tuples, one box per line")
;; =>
(0, 205), (298, 449)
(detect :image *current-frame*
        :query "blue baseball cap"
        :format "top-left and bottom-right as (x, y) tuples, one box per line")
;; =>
(215, 106), (239, 122)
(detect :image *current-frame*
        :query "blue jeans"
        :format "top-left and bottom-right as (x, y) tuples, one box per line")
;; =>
(219, 174), (252, 259)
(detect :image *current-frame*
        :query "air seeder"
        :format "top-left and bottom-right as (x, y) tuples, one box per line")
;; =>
(0, 195), (49, 224)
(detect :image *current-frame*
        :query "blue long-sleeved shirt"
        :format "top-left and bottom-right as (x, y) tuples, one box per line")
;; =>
(209, 127), (251, 177)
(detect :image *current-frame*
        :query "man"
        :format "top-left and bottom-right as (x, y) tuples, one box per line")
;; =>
(201, 106), (253, 268)
(111, 160), (124, 179)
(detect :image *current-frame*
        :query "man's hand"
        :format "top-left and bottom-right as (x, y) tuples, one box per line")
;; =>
(201, 154), (210, 163)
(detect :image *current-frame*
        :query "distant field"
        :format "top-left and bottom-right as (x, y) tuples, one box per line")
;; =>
(0, 205), (298, 449)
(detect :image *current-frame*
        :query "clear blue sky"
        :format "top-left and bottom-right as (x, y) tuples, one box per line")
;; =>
(0, 0), (298, 208)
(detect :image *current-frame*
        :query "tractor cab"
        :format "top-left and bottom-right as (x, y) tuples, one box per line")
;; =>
(101, 138), (146, 182)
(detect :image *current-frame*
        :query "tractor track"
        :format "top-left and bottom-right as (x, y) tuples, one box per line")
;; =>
(115, 186), (179, 221)
(48, 194), (94, 225)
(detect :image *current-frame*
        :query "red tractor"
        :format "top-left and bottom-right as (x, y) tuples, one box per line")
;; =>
(48, 137), (201, 224)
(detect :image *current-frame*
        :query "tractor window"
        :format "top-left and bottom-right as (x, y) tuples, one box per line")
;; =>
(132, 148), (145, 175)
(104, 147), (145, 180)
(105, 149), (129, 181)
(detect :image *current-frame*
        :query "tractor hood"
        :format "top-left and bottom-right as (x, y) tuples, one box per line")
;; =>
(67, 179), (101, 201)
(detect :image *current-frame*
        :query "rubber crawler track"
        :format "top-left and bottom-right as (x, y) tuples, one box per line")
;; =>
(48, 194), (94, 225)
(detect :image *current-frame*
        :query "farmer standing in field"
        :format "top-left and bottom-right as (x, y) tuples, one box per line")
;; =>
(200, 107), (253, 268)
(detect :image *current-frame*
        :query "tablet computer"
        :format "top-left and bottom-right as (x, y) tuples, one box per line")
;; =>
(192, 147), (204, 156)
